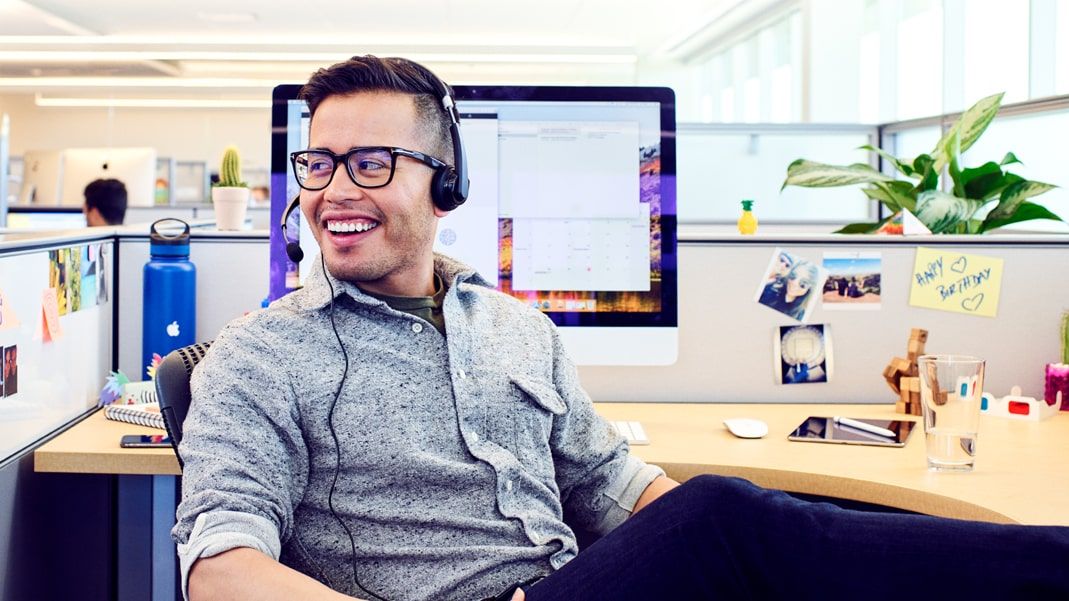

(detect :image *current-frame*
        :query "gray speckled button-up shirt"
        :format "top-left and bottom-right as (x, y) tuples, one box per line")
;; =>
(172, 254), (664, 601)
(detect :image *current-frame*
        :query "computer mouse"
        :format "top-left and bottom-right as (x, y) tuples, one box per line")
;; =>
(723, 418), (769, 439)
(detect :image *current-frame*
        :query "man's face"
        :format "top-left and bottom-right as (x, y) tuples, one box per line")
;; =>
(301, 91), (447, 297)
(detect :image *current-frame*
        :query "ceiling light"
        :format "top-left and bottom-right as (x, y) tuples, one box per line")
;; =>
(33, 94), (270, 109)
(0, 50), (636, 64)
(0, 77), (276, 89)
(195, 12), (258, 24)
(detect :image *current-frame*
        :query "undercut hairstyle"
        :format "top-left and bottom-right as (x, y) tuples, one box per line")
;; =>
(83, 178), (128, 225)
(299, 55), (454, 166)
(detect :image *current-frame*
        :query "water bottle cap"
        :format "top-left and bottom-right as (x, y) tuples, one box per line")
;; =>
(150, 218), (190, 248)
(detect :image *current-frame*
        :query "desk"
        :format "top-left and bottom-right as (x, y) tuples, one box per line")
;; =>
(36, 403), (1069, 526)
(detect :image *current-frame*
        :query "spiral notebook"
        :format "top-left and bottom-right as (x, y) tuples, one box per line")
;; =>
(104, 402), (166, 431)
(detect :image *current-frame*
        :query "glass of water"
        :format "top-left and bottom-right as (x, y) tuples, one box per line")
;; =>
(918, 355), (986, 472)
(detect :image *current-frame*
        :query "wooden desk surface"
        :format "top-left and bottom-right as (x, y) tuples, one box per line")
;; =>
(598, 403), (1069, 526)
(35, 404), (1069, 525)
(34, 410), (182, 476)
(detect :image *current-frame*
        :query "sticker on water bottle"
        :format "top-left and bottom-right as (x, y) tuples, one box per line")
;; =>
(166, 320), (181, 337)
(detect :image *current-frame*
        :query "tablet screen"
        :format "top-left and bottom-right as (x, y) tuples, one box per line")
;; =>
(788, 416), (916, 447)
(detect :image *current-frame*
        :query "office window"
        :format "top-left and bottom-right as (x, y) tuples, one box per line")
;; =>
(887, 126), (941, 166)
(1058, 1), (1069, 93)
(858, 0), (881, 123)
(960, 109), (1069, 233)
(896, 0), (943, 120)
(963, 0), (1029, 104)
(676, 126), (875, 223)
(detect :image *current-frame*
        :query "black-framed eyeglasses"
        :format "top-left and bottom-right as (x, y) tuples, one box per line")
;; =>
(289, 146), (447, 191)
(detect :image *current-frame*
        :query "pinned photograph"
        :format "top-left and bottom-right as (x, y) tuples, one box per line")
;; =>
(822, 252), (882, 310)
(3, 345), (17, 397)
(97, 244), (110, 304)
(55, 248), (69, 316)
(775, 325), (832, 385)
(68, 245), (83, 313)
(80, 245), (98, 311)
(755, 248), (828, 322)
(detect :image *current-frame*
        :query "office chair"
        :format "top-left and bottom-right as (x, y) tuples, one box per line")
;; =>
(153, 341), (212, 469)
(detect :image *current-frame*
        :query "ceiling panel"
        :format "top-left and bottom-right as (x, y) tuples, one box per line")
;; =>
(0, 0), (748, 99)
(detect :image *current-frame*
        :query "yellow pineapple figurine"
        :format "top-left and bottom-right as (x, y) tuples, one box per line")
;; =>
(737, 199), (758, 234)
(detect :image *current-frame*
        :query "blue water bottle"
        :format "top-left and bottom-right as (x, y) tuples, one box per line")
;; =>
(142, 218), (196, 378)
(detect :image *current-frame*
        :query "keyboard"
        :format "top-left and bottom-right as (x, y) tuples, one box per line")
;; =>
(610, 420), (650, 445)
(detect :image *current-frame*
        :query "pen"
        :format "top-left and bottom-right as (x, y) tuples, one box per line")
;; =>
(833, 416), (895, 438)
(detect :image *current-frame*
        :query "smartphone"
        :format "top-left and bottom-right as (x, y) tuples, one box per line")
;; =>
(787, 416), (916, 447)
(120, 434), (172, 448)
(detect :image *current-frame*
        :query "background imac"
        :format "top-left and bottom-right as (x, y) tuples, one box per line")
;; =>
(60, 147), (157, 208)
(18, 147), (157, 208)
(270, 85), (677, 365)
(18, 149), (64, 205)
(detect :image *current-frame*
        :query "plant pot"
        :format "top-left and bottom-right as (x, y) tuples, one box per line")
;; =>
(1045, 363), (1069, 410)
(211, 186), (250, 230)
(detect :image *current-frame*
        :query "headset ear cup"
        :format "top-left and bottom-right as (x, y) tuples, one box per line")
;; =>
(431, 166), (463, 212)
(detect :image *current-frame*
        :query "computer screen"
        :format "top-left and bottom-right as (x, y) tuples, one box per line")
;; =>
(61, 147), (158, 208)
(269, 84), (677, 365)
(19, 149), (64, 205)
(4, 208), (87, 230)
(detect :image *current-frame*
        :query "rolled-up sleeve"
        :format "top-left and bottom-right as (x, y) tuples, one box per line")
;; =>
(545, 327), (665, 536)
(171, 319), (309, 599)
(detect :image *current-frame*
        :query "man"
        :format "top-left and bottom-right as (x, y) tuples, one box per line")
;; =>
(174, 56), (1069, 601)
(82, 178), (127, 226)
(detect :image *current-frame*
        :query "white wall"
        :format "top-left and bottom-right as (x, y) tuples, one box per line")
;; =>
(0, 94), (271, 174)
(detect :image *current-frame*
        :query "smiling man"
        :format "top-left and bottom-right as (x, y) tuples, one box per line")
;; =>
(173, 56), (1069, 601)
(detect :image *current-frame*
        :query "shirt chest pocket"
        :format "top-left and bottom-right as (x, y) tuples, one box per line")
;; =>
(481, 374), (567, 478)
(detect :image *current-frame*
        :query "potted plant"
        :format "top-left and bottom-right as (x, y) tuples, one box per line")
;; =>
(782, 93), (1063, 234)
(211, 146), (250, 230)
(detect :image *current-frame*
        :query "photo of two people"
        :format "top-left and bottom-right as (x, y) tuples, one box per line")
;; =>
(755, 248), (828, 322)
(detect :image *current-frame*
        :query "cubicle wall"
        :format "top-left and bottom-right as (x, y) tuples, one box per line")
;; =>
(579, 234), (1069, 404)
(116, 231), (270, 379)
(0, 231), (116, 601)
(0, 234), (114, 463)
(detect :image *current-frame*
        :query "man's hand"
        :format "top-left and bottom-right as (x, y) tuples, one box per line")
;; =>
(631, 475), (681, 515)
(190, 548), (358, 601)
(511, 589), (525, 601)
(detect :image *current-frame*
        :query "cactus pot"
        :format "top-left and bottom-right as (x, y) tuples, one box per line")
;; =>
(211, 186), (250, 230)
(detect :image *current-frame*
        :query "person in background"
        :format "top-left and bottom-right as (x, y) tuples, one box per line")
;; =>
(82, 178), (127, 226)
(251, 185), (270, 205)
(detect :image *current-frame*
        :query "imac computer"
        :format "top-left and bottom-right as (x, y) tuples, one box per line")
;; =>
(19, 149), (65, 205)
(269, 84), (678, 365)
(60, 147), (158, 208)
(18, 147), (157, 207)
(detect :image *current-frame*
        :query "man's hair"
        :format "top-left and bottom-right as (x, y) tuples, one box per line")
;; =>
(83, 178), (128, 225)
(299, 55), (454, 166)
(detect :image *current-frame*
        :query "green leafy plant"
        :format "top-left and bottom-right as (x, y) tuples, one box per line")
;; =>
(215, 146), (247, 188)
(782, 93), (1063, 234)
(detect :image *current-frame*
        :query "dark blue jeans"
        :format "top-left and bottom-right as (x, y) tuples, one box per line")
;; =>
(525, 475), (1069, 600)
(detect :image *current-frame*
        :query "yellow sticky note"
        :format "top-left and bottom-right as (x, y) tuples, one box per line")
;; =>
(0, 290), (19, 331)
(42, 288), (64, 341)
(909, 247), (1003, 317)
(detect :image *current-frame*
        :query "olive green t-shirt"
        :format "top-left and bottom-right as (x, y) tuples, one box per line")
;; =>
(359, 273), (447, 335)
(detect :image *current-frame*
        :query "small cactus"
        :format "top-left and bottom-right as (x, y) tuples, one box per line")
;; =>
(217, 146), (247, 187)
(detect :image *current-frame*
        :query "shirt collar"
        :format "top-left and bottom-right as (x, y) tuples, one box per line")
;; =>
(294, 252), (492, 312)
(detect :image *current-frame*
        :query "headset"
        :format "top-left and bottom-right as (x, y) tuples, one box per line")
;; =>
(279, 70), (469, 264)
